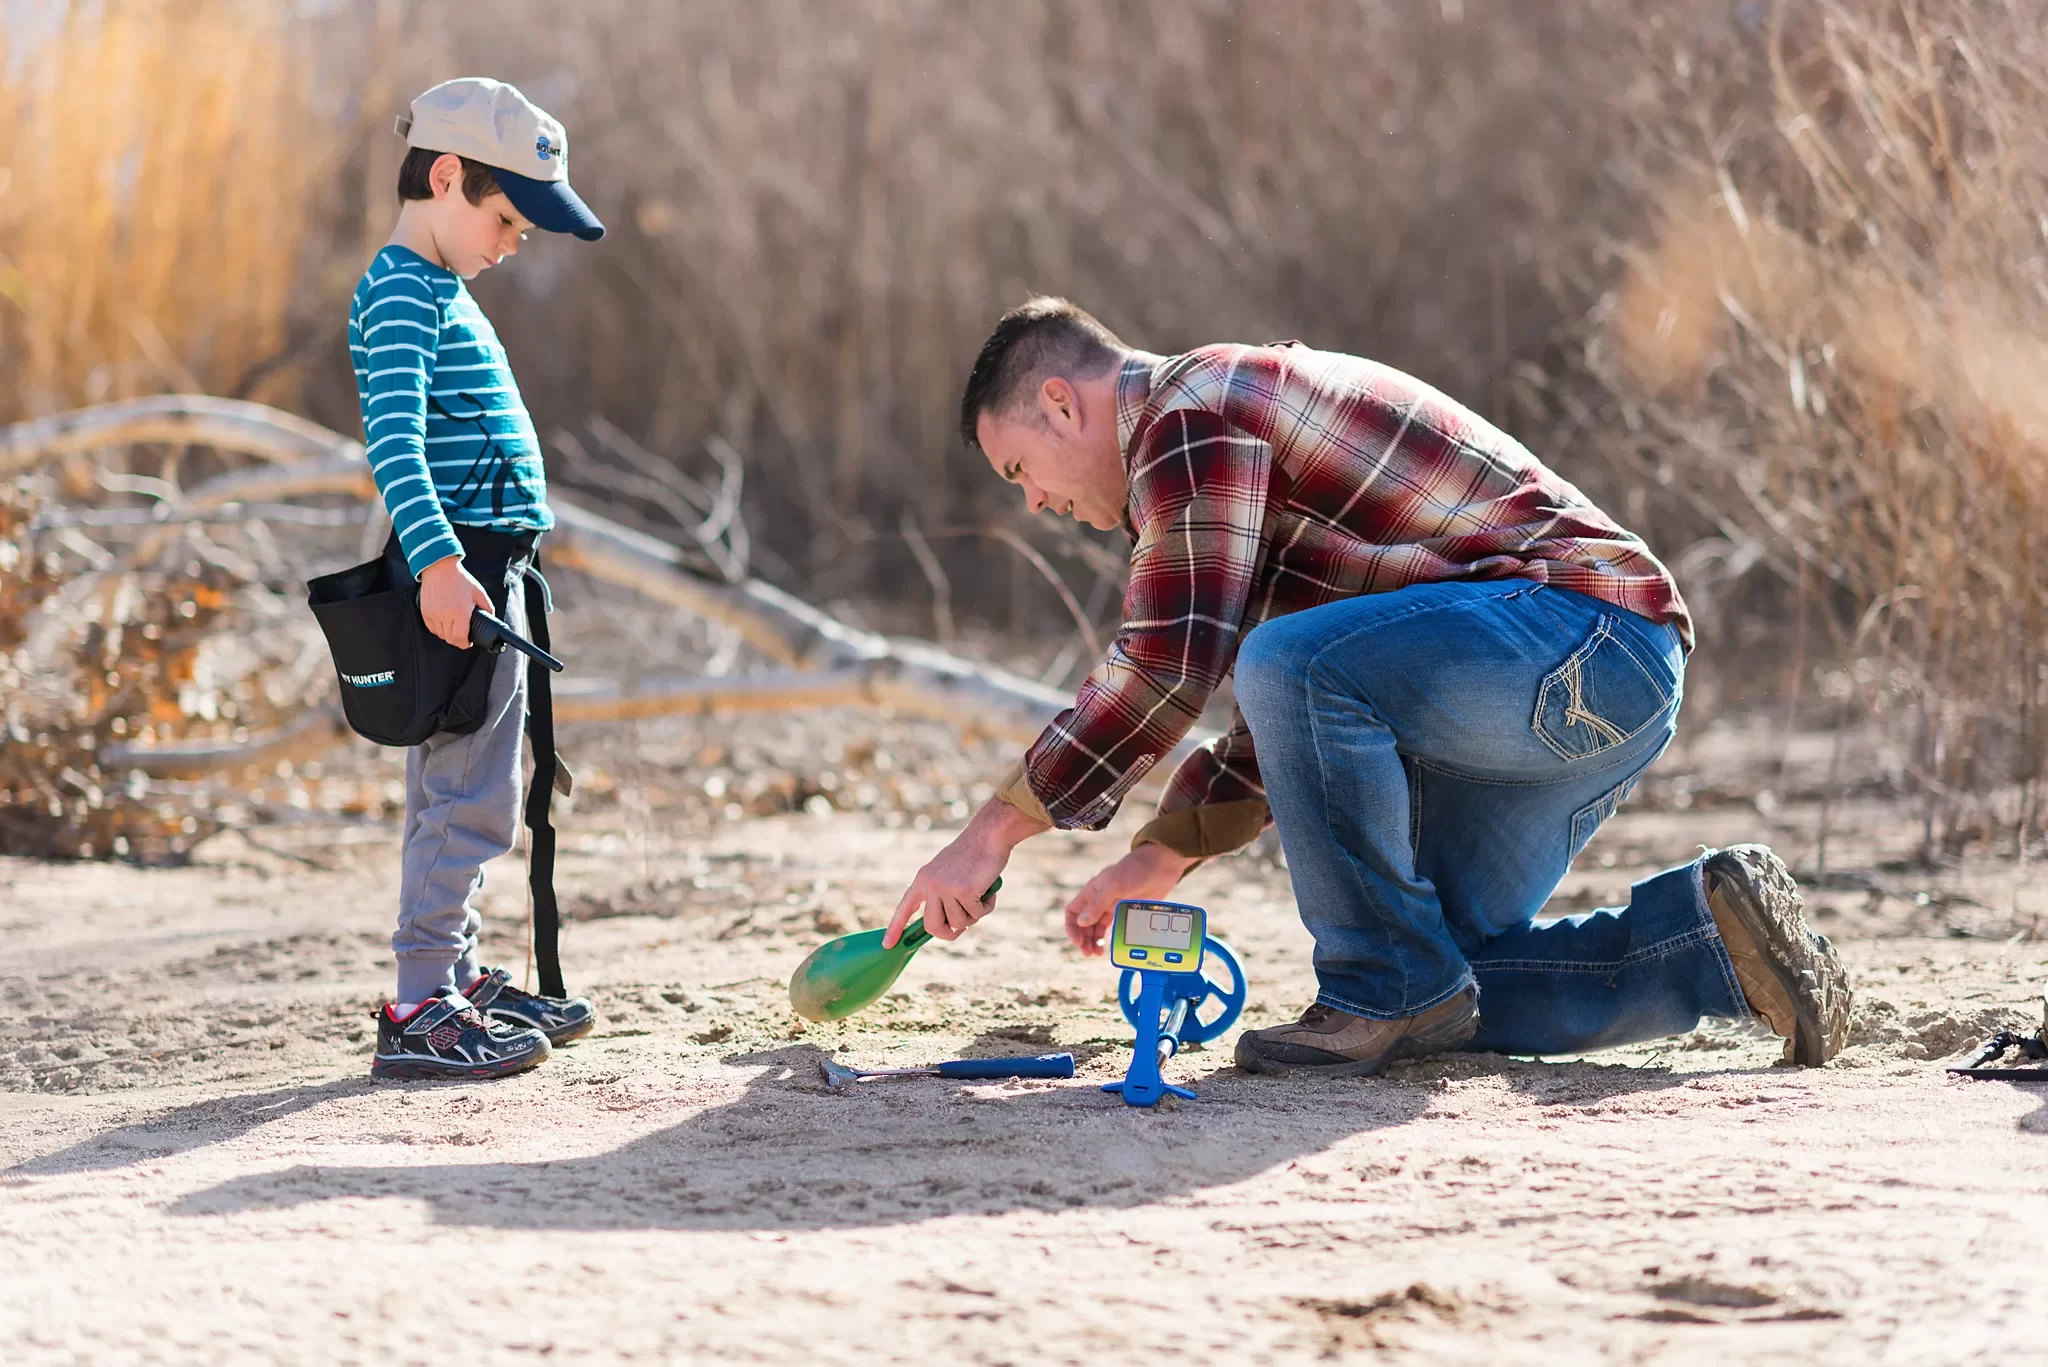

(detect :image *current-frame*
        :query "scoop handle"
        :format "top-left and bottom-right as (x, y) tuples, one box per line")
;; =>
(897, 877), (999, 950)
(935, 1052), (1075, 1080)
(897, 876), (1002, 952)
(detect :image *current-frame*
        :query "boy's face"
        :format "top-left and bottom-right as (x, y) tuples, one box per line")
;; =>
(423, 154), (533, 278)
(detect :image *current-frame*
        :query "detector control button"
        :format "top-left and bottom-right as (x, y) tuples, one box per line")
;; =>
(1128, 948), (1148, 961)
(1164, 952), (1184, 964)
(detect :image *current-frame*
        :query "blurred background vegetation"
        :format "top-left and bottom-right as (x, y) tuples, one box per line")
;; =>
(0, 0), (2042, 855)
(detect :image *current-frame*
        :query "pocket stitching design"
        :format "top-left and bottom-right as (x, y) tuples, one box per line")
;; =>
(1532, 615), (1674, 762)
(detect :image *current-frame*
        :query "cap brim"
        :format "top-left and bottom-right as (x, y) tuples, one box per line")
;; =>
(492, 167), (605, 241)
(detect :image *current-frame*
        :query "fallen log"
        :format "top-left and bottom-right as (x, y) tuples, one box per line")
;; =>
(7, 398), (1191, 785)
(168, 455), (1078, 730)
(0, 394), (361, 478)
(552, 669), (1055, 742)
(99, 707), (351, 781)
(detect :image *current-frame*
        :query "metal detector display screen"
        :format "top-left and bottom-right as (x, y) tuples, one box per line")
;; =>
(1126, 907), (1196, 951)
(1109, 900), (1206, 972)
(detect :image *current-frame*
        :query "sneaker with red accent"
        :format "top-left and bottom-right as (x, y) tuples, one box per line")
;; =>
(463, 967), (597, 1046)
(370, 988), (552, 1080)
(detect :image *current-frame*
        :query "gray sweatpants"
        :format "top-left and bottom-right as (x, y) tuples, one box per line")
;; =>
(393, 591), (528, 1003)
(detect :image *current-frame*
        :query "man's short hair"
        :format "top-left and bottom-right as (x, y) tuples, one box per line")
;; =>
(958, 297), (1126, 449)
(397, 147), (503, 205)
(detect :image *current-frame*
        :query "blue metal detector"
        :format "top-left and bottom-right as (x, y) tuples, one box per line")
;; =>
(1103, 899), (1248, 1107)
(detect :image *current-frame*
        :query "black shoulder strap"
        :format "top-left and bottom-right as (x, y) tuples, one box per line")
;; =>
(521, 566), (566, 998)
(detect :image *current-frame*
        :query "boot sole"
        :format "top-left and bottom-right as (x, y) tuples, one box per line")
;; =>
(369, 1042), (552, 1080)
(507, 1016), (598, 1049)
(1709, 848), (1852, 1065)
(545, 1017), (596, 1046)
(484, 1011), (596, 1047)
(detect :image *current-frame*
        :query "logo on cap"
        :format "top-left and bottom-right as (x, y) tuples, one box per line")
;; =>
(535, 134), (555, 163)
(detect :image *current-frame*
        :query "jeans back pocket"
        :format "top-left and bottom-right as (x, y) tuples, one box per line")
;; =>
(1533, 615), (1676, 762)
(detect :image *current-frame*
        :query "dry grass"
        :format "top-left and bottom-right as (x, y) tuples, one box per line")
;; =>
(0, 3), (343, 419)
(1535, 0), (2048, 854)
(342, 1), (1648, 615)
(0, 3), (378, 858)
(3, 0), (2044, 853)
(0, 479), (327, 861)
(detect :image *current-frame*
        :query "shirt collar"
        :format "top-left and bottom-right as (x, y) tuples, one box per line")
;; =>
(1115, 350), (1166, 458)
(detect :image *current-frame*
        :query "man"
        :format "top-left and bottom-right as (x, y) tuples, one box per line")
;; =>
(884, 298), (1852, 1076)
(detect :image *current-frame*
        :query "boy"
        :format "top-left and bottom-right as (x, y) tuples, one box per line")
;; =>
(350, 78), (605, 1079)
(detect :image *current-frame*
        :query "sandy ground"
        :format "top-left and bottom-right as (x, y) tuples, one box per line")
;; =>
(3, 710), (2046, 1365)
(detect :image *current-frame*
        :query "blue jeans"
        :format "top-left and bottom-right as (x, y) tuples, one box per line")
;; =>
(1233, 580), (1746, 1056)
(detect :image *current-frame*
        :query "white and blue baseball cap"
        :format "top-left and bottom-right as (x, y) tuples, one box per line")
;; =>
(396, 77), (605, 241)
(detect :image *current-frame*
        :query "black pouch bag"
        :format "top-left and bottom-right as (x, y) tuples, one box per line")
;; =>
(307, 527), (533, 747)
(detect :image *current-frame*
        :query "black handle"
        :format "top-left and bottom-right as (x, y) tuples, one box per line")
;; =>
(470, 609), (565, 672)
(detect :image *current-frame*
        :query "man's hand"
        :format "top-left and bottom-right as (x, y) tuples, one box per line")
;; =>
(1064, 842), (1202, 955)
(419, 554), (493, 648)
(884, 797), (1051, 947)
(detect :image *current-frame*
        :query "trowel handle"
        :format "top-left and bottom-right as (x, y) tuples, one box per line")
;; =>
(470, 609), (565, 672)
(935, 1053), (1075, 1080)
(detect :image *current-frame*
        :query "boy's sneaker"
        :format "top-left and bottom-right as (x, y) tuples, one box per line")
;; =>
(370, 988), (552, 1080)
(464, 967), (597, 1045)
(1702, 844), (1853, 1065)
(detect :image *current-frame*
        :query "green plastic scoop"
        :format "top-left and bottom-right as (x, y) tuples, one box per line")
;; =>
(788, 878), (1000, 1022)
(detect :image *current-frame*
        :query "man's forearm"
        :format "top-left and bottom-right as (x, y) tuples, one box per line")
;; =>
(960, 793), (1053, 857)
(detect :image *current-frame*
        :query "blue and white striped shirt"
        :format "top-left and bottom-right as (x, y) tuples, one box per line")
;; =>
(347, 245), (553, 577)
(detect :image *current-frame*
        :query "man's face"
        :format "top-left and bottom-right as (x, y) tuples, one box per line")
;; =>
(977, 381), (1126, 531)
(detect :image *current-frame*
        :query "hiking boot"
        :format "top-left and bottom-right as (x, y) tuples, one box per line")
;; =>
(1702, 844), (1852, 1065)
(464, 966), (597, 1046)
(370, 988), (552, 1080)
(1234, 988), (1479, 1077)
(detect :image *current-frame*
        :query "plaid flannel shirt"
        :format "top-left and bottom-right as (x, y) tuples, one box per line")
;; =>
(1000, 342), (1693, 857)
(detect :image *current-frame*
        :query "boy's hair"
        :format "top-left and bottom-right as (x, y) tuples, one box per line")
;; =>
(958, 297), (1125, 450)
(396, 147), (503, 205)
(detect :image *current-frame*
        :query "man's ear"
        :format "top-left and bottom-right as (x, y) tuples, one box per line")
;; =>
(1040, 376), (1078, 427)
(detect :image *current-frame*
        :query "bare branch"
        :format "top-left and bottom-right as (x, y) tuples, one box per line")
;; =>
(898, 511), (955, 646)
(4, 396), (1219, 795)
(981, 524), (1103, 661)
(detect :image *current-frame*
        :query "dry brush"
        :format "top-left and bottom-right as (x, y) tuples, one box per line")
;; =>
(3, 0), (2045, 862)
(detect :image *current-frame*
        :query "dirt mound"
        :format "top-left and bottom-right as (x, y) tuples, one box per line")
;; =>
(1836, 994), (2040, 1065)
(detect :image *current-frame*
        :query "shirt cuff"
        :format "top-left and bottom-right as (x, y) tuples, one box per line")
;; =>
(1129, 798), (1270, 858)
(403, 522), (465, 580)
(993, 759), (1054, 828)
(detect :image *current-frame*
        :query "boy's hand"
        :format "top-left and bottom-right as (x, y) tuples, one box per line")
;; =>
(1063, 843), (1201, 956)
(418, 555), (493, 648)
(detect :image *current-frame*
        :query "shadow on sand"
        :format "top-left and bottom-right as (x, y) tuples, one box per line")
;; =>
(9, 1075), (386, 1176)
(7, 1040), (1768, 1233)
